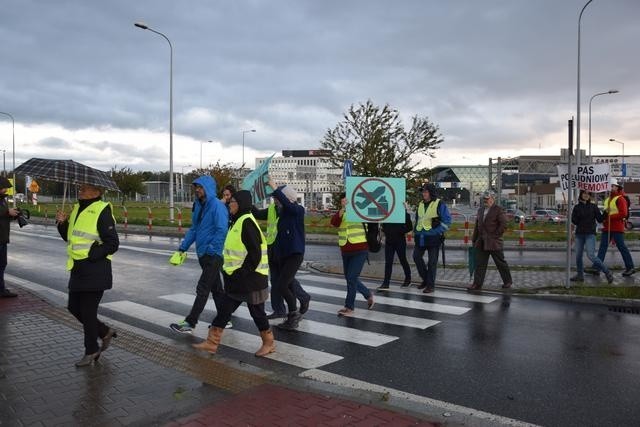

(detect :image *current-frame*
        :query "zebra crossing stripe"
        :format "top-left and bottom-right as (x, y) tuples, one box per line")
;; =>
(159, 294), (399, 348)
(101, 300), (343, 369)
(307, 301), (440, 329)
(300, 274), (497, 304)
(302, 285), (470, 315)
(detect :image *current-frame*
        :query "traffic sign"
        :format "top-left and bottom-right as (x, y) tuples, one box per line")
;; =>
(345, 177), (406, 223)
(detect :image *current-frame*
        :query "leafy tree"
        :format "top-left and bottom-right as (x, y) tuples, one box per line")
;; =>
(110, 166), (145, 205)
(193, 161), (239, 197)
(320, 100), (442, 185)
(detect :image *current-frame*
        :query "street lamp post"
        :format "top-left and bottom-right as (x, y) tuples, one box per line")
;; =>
(0, 111), (15, 207)
(135, 21), (175, 221)
(589, 90), (619, 162)
(1, 150), (5, 175)
(200, 140), (213, 170)
(241, 129), (256, 168)
(575, 0), (594, 170)
(609, 138), (625, 178)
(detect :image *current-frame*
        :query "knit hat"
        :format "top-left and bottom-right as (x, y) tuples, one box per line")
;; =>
(279, 185), (298, 203)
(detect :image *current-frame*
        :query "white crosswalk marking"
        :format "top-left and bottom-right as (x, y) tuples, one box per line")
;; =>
(101, 300), (343, 369)
(302, 285), (470, 315)
(300, 274), (498, 304)
(159, 293), (399, 347)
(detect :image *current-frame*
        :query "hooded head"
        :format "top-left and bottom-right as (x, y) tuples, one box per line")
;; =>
(420, 183), (438, 200)
(231, 190), (252, 219)
(279, 185), (298, 203)
(192, 175), (217, 201)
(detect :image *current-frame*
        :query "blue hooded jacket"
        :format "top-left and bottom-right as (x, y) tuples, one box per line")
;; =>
(178, 175), (228, 257)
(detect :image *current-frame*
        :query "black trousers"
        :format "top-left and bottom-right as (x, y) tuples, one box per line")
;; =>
(382, 240), (411, 285)
(68, 290), (109, 355)
(473, 248), (512, 287)
(274, 253), (304, 313)
(186, 254), (224, 327)
(0, 243), (7, 291)
(211, 293), (269, 331)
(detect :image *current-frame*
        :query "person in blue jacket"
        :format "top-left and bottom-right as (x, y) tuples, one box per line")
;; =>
(170, 175), (229, 333)
(412, 183), (451, 293)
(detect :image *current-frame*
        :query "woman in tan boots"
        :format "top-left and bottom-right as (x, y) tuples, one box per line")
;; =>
(193, 190), (275, 357)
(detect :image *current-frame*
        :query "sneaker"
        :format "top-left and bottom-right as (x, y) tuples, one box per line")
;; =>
(0, 288), (17, 298)
(622, 269), (636, 277)
(225, 321), (233, 329)
(266, 312), (287, 320)
(570, 275), (584, 282)
(169, 320), (194, 334)
(605, 271), (614, 284)
(376, 284), (390, 292)
(584, 268), (600, 276)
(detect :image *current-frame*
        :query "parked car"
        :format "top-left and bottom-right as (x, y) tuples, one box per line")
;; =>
(531, 209), (566, 223)
(505, 208), (527, 223)
(625, 209), (640, 230)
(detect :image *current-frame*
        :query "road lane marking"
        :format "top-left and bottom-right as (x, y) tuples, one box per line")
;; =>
(159, 293), (399, 347)
(301, 284), (470, 315)
(301, 274), (498, 303)
(101, 300), (343, 369)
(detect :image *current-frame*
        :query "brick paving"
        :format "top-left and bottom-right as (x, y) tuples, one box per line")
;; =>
(0, 287), (439, 427)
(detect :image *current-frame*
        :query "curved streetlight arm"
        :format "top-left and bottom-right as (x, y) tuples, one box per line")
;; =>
(0, 111), (15, 207)
(241, 129), (256, 168)
(588, 89), (620, 160)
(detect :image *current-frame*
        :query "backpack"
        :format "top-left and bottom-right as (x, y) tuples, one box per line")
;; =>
(363, 223), (382, 253)
(623, 195), (631, 220)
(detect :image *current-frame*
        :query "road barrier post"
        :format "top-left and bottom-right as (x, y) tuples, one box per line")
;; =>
(176, 207), (183, 233)
(519, 217), (525, 246)
(121, 206), (128, 230)
(147, 207), (153, 232)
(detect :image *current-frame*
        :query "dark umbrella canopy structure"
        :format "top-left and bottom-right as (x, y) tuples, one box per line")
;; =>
(14, 158), (119, 192)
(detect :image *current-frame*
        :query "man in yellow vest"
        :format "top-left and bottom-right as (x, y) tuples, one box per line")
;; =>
(55, 183), (119, 367)
(192, 190), (275, 357)
(412, 183), (451, 293)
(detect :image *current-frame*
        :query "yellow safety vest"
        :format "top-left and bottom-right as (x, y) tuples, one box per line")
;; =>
(415, 200), (440, 231)
(604, 195), (620, 216)
(223, 213), (269, 276)
(66, 201), (113, 271)
(265, 203), (278, 245)
(337, 213), (367, 246)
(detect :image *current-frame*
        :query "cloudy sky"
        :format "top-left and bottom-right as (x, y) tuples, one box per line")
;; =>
(1, 0), (638, 174)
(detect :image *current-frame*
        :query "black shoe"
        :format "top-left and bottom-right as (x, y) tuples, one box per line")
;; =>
(416, 283), (427, 290)
(0, 288), (17, 298)
(401, 280), (411, 288)
(266, 312), (287, 320)
(376, 284), (390, 292)
(605, 272), (614, 284)
(622, 269), (636, 277)
(276, 312), (302, 331)
(422, 287), (434, 294)
(501, 283), (513, 289)
(299, 296), (311, 314)
(584, 268), (600, 276)
(570, 275), (584, 282)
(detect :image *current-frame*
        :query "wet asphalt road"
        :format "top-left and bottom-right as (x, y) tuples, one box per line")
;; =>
(7, 225), (640, 426)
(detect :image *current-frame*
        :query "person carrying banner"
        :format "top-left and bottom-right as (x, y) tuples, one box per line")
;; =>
(586, 178), (635, 277)
(412, 183), (451, 293)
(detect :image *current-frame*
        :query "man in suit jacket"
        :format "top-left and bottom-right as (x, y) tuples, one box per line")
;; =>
(467, 191), (512, 291)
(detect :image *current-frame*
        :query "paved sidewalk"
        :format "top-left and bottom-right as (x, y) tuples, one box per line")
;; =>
(0, 287), (438, 427)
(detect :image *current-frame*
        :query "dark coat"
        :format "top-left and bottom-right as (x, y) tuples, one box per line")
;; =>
(271, 187), (305, 258)
(57, 197), (119, 292)
(0, 195), (16, 244)
(472, 204), (507, 251)
(382, 212), (412, 245)
(571, 201), (603, 235)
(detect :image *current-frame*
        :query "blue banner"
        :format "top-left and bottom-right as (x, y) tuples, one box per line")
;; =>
(242, 154), (275, 204)
(342, 159), (353, 179)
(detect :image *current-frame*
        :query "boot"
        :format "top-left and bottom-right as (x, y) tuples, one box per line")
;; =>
(255, 329), (276, 357)
(192, 326), (224, 354)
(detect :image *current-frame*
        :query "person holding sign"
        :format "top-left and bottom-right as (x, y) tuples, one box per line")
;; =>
(412, 183), (451, 294)
(331, 193), (374, 316)
(586, 178), (635, 277)
(571, 190), (613, 283)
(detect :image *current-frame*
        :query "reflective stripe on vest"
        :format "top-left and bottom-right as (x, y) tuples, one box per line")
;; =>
(265, 203), (278, 245)
(222, 213), (269, 276)
(415, 200), (440, 231)
(337, 213), (367, 246)
(66, 201), (113, 271)
(604, 195), (620, 216)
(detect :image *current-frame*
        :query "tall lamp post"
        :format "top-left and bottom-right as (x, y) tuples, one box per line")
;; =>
(575, 0), (594, 170)
(135, 21), (175, 221)
(241, 129), (256, 168)
(589, 89), (619, 162)
(609, 138), (625, 178)
(0, 111), (15, 207)
(200, 140), (213, 170)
